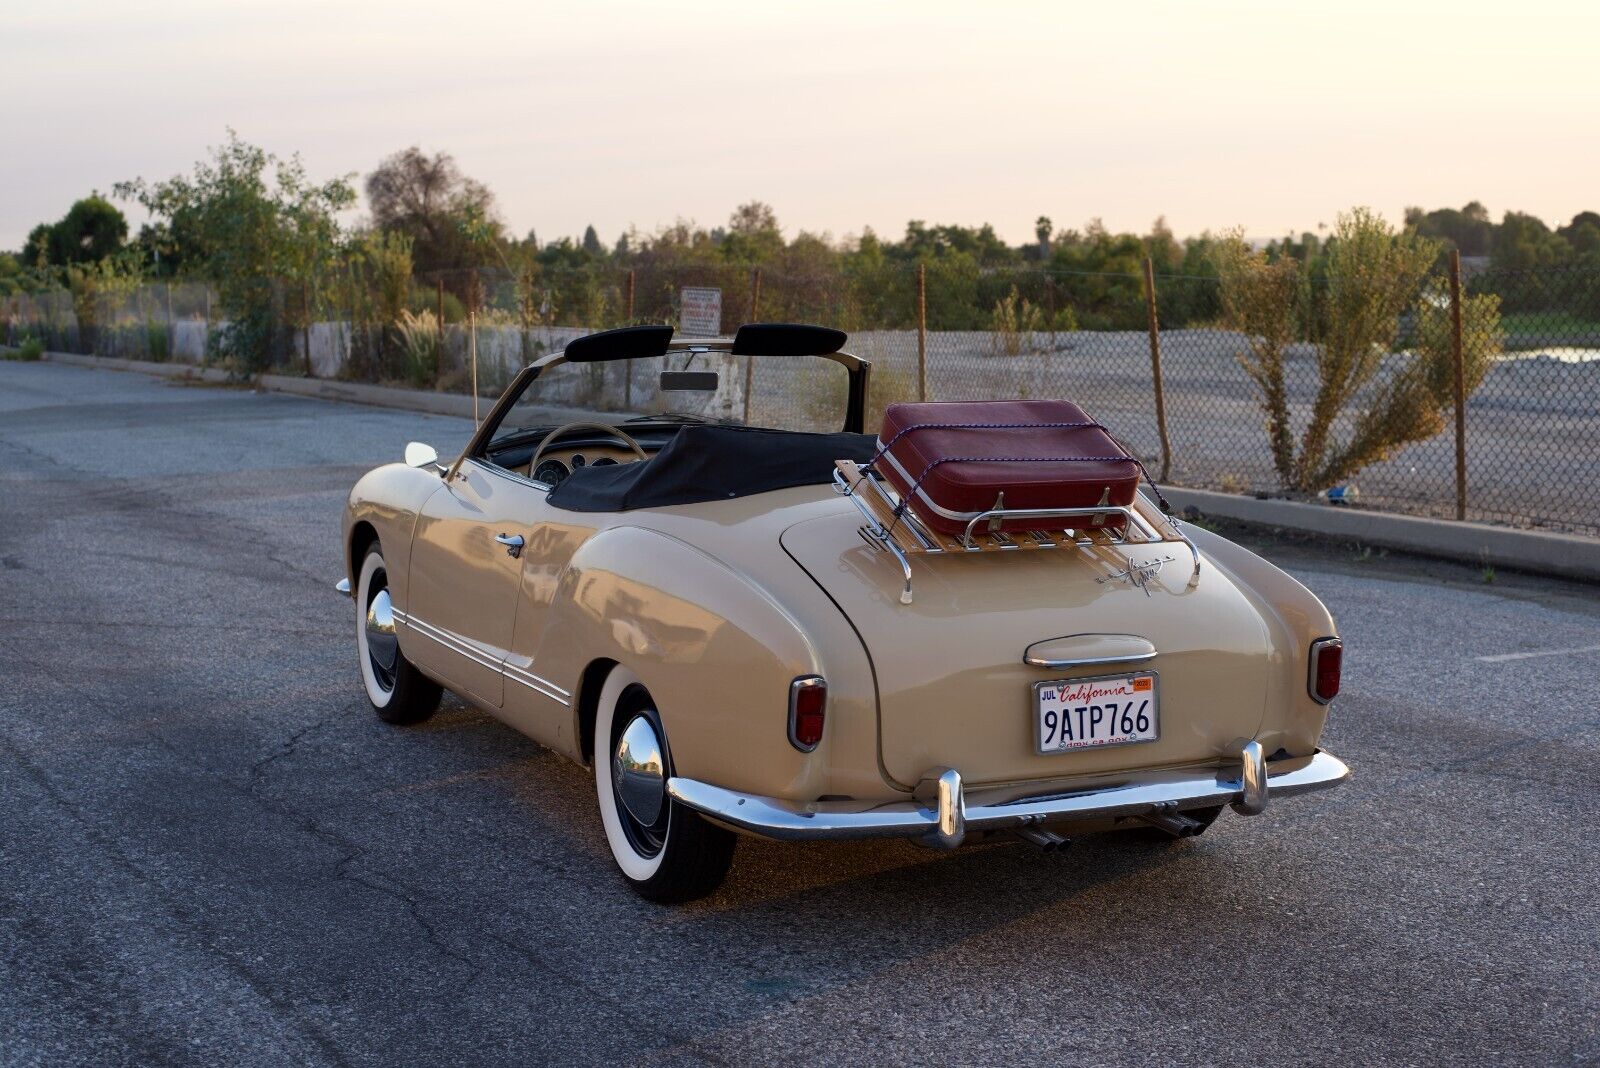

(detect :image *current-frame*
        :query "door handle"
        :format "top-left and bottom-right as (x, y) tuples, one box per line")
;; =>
(495, 532), (525, 559)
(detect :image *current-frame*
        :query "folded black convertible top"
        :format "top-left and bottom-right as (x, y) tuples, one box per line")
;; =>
(547, 425), (877, 512)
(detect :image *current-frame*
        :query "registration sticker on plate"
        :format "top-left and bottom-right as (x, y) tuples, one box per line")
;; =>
(1034, 671), (1159, 753)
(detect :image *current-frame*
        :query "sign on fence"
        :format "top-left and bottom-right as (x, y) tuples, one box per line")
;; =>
(679, 287), (722, 337)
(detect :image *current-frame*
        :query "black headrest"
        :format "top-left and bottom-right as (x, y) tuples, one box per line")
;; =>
(563, 325), (674, 363)
(731, 323), (847, 357)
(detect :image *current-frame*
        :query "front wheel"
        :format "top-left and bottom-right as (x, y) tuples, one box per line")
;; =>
(594, 666), (735, 902)
(354, 543), (442, 725)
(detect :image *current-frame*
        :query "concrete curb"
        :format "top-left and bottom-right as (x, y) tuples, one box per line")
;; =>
(44, 350), (235, 383)
(42, 350), (493, 419)
(1164, 486), (1600, 585)
(38, 349), (1599, 584)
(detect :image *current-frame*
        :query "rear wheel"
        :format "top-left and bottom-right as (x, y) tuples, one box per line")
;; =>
(355, 544), (442, 725)
(594, 666), (735, 902)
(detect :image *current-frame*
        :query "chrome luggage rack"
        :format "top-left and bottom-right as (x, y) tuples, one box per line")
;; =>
(832, 459), (1201, 605)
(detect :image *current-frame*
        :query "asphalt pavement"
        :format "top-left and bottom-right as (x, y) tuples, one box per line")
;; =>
(2, 360), (1596, 1067)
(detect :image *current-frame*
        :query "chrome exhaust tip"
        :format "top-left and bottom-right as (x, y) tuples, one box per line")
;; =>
(1016, 827), (1071, 853)
(1135, 810), (1207, 838)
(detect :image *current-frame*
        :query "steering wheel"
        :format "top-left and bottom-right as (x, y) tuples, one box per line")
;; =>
(528, 421), (649, 479)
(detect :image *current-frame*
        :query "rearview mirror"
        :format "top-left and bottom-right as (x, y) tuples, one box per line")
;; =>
(660, 370), (718, 392)
(404, 441), (440, 470)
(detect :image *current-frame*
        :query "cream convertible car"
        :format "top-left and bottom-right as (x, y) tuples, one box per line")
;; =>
(338, 323), (1350, 901)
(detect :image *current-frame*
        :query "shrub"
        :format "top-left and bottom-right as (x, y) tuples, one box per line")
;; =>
(409, 286), (465, 324)
(989, 286), (1045, 356)
(145, 319), (170, 361)
(1213, 209), (1468, 494)
(394, 308), (441, 387)
(1323, 281), (1502, 483)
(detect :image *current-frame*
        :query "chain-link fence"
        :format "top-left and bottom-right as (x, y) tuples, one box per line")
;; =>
(5, 259), (1597, 535)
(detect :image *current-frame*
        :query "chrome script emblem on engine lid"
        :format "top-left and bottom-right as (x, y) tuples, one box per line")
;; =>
(1096, 552), (1176, 596)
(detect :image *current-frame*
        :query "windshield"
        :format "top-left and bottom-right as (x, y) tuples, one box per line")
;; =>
(502, 351), (848, 435)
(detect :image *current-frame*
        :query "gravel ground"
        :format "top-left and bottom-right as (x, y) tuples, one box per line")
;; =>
(2, 360), (1597, 1067)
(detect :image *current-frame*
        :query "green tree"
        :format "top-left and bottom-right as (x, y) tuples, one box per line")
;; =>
(365, 147), (498, 275)
(116, 131), (356, 373)
(45, 195), (128, 265)
(23, 225), (52, 269)
(1491, 211), (1570, 272)
(581, 224), (603, 256)
(719, 201), (784, 262)
(1404, 202), (1494, 257)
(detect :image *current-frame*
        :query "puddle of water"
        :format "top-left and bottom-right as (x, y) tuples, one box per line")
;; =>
(1500, 346), (1600, 364)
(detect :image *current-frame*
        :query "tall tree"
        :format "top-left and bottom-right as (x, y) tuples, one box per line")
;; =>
(46, 195), (128, 265)
(365, 147), (499, 274)
(117, 131), (355, 372)
(581, 224), (603, 256)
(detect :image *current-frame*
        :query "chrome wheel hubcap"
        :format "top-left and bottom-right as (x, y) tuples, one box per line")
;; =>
(613, 714), (666, 827)
(365, 586), (398, 683)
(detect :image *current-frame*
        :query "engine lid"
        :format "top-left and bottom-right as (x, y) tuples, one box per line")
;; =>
(780, 511), (1275, 788)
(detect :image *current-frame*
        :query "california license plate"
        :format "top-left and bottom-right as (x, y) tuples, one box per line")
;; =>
(1034, 671), (1159, 753)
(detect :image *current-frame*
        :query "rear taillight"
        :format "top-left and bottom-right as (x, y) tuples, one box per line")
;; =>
(789, 675), (826, 751)
(1309, 638), (1342, 704)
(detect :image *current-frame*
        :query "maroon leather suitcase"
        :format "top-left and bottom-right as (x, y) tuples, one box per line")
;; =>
(873, 400), (1141, 536)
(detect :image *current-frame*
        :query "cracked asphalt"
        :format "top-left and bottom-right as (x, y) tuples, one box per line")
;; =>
(2, 360), (1597, 1067)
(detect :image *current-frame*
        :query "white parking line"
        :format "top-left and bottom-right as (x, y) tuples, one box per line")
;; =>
(1474, 643), (1600, 663)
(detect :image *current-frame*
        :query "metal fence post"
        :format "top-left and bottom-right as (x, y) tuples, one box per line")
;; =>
(1450, 249), (1467, 521)
(469, 306), (479, 428)
(742, 267), (762, 423)
(302, 280), (313, 377)
(916, 263), (928, 401)
(1142, 257), (1174, 483)
(436, 277), (446, 385)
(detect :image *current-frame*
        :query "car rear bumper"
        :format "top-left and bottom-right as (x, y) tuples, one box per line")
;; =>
(666, 744), (1350, 848)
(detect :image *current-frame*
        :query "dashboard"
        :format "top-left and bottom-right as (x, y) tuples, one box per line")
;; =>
(526, 444), (647, 487)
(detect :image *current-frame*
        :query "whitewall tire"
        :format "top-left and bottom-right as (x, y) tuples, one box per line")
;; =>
(354, 543), (441, 725)
(594, 665), (735, 901)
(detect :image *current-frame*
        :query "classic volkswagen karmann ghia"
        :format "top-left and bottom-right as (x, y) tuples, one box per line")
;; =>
(338, 323), (1350, 902)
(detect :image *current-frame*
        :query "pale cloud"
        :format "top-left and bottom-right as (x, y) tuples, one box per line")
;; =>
(5, 0), (1598, 249)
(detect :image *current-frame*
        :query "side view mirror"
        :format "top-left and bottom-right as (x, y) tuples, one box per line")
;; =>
(404, 441), (441, 471)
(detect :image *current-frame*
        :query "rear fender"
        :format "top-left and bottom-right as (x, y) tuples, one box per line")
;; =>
(1184, 524), (1336, 756)
(534, 526), (872, 801)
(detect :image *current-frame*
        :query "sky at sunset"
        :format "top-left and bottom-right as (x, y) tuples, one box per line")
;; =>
(5, 0), (1599, 250)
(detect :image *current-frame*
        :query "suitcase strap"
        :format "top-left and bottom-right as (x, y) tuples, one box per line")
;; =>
(872, 420), (1108, 458)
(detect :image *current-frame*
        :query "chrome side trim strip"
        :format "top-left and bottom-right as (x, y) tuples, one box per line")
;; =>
(667, 749), (1351, 843)
(503, 662), (572, 706)
(399, 612), (503, 673)
(394, 607), (570, 706)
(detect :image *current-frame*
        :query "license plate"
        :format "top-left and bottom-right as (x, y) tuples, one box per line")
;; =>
(1034, 671), (1159, 753)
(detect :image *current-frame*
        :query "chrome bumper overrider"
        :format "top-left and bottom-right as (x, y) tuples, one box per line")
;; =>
(667, 745), (1350, 849)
